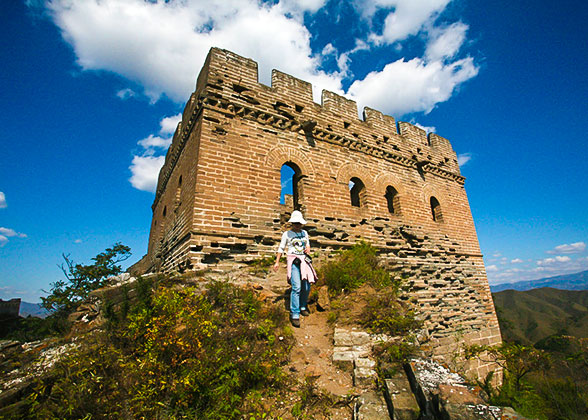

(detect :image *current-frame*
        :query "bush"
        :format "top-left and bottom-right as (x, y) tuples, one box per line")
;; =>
(26, 280), (294, 420)
(320, 242), (393, 295)
(360, 290), (422, 336)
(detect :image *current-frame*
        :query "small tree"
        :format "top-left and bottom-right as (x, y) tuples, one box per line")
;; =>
(41, 243), (131, 317)
(466, 342), (551, 392)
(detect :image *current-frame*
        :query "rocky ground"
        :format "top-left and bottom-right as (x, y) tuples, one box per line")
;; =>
(0, 267), (533, 419)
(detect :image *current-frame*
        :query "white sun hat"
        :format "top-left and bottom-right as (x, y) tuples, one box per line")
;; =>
(288, 210), (307, 224)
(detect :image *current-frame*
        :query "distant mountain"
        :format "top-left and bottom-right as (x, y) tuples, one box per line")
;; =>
(490, 270), (588, 292)
(19, 302), (49, 318)
(492, 287), (588, 345)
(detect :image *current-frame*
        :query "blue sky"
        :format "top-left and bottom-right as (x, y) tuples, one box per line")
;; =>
(1, 0), (587, 302)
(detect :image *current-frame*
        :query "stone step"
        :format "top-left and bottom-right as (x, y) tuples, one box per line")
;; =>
(383, 368), (420, 420)
(354, 391), (391, 420)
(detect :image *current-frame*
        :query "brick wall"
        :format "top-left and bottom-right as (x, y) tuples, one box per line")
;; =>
(133, 48), (502, 381)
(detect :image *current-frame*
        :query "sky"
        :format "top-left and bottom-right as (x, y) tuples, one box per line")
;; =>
(1, 0), (587, 302)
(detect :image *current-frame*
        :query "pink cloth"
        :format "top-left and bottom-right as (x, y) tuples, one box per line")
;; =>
(286, 254), (317, 284)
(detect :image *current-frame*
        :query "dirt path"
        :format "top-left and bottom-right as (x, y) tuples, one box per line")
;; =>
(250, 267), (356, 417)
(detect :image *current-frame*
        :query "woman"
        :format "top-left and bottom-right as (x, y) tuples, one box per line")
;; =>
(273, 210), (316, 327)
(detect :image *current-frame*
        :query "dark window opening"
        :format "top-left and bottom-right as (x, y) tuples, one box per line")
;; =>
(385, 186), (399, 214)
(280, 162), (302, 210)
(430, 196), (442, 222)
(349, 177), (366, 208)
(163, 206), (167, 217)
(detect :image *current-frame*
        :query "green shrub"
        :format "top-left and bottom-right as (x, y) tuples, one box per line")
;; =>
(360, 291), (422, 336)
(320, 242), (393, 295)
(26, 280), (294, 420)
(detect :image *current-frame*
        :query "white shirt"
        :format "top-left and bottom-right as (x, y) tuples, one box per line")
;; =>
(278, 230), (309, 255)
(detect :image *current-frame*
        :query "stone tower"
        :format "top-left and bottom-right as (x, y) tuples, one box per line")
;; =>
(133, 48), (501, 380)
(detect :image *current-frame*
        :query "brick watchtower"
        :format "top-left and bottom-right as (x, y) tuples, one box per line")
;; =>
(133, 48), (501, 381)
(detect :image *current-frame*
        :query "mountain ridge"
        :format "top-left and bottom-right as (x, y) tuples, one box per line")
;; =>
(492, 287), (588, 345)
(490, 269), (588, 292)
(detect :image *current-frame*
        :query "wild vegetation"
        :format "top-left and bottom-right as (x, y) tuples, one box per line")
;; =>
(320, 242), (422, 369)
(465, 289), (588, 420)
(21, 278), (295, 419)
(19, 242), (588, 418)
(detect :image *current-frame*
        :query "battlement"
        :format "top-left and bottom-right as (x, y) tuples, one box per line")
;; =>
(180, 48), (460, 171)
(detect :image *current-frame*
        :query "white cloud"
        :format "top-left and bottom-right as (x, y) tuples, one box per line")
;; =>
(537, 255), (571, 266)
(137, 135), (172, 150)
(425, 22), (468, 62)
(511, 258), (523, 264)
(277, 0), (328, 15)
(130, 113), (182, 192)
(0, 227), (27, 247)
(0, 192), (6, 208)
(457, 153), (472, 167)
(46, 0), (341, 103)
(116, 88), (136, 100)
(546, 241), (586, 255)
(412, 122), (436, 134)
(486, 264), (498, 272)
(348, 57), (478, 115)
(0, 227), (27, 238)
(129, 155), (165, 192)
(44, 0), (477, 116)
(488, 254), (588, 285)
(74, 239), (82, 244)
(360, 0), (451, 45)
(159, 114), (182, 135)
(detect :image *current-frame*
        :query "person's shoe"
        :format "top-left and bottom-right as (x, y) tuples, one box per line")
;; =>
(290, 317), (300, 328)
(300, 308), (310, 317)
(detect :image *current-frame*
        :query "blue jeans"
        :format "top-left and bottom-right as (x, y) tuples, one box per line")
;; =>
(290, 260), (310, 319)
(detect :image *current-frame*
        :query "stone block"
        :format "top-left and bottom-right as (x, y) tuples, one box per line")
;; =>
(352, 345), (372, 358)
(351, 331), (371, 346)
(354, 367), (377, 387)
(334, 328), (354, 346)
(354, 391), (391, 420)
(383, 376), (420, 420)
(333, 351), (354, 370)
(355, 358), (376, 368)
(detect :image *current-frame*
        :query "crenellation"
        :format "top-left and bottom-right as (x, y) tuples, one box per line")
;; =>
(321, 89), (359, 122)
(271, 69), (313, 105)
(362, 107), (398, 135)
(398, 121), (428, 147)
(132, 47), (502, 382)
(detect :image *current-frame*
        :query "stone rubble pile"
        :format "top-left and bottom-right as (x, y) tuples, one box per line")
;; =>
(330, 327), (532, 420)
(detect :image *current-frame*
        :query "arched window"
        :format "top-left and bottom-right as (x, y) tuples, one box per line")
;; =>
(385, 186), (399, 214)
(349, 177), (366, 207)
(430, 196), (443, 222)
(280, 162), (302, 209)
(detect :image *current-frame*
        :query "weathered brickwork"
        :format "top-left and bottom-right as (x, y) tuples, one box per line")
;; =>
(134, 48), (501, 380)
